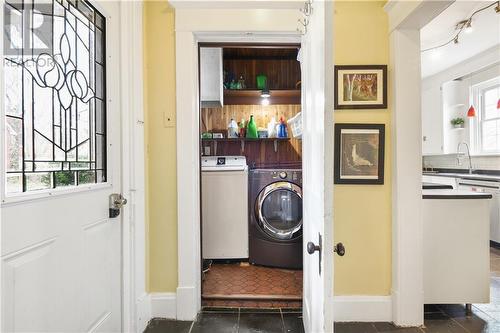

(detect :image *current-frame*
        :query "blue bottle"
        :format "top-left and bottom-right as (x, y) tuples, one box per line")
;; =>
(278, 117), (288, 138)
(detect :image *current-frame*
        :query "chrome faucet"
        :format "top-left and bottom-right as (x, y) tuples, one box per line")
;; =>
(457, 142), (473, 174)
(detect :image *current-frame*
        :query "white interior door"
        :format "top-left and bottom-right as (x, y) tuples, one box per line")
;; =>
(1, 0), (123, 331)
(301, 1), (334, 332)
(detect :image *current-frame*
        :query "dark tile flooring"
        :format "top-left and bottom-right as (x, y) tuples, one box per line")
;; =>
(144, 306), (500, 333)
(145, 248), (500, 333)
(145, 307), (304, 333)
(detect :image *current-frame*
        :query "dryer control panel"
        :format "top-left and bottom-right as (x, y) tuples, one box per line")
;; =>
(269, 170), (302, 184)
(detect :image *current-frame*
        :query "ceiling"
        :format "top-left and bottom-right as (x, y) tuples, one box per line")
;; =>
(420, 1), (500, 78)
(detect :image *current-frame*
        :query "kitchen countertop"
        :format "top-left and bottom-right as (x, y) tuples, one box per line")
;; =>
(423, 189), (493, 199)
(423, 171), (500, 183)
(422, 182), (453, 190)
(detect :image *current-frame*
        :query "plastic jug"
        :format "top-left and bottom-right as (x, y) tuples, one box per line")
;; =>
(228, 119), (239, 138)
(267, 117), (277, 138)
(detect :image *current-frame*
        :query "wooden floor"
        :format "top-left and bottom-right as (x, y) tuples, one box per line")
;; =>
(202, 262), (302, 308)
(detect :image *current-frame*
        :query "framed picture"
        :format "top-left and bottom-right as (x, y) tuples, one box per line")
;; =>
(334, 123), (385, 185)
(334, 65), (387, 109)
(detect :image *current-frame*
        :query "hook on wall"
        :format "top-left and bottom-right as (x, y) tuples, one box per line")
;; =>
(300, 0), (313, 17)
(297, 18), (309, 34)
(297, 0), (313, 35)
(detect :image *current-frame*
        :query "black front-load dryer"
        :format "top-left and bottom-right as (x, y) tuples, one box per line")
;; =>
(249, 169), (303, 269)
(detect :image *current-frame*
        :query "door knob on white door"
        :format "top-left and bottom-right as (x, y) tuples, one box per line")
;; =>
(109, 193), (128, 218)
(306, 233), (323, 275)
(306, 241), (320, 254)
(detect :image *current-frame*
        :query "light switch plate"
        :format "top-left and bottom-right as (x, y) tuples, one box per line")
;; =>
(163, 111), (175, 128)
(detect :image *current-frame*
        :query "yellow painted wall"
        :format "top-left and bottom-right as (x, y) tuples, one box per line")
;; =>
(144, 1), (178, 292)
(333, 1), (392, 295)
(143, 1), (392, 295)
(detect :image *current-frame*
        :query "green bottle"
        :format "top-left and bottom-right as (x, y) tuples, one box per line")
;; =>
(246, 115), (258, 139)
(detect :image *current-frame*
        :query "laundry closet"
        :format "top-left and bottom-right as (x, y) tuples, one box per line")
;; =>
(198, 44), (304, 308)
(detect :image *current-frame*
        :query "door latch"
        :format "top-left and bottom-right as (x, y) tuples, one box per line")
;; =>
(109, 193), (127, 218)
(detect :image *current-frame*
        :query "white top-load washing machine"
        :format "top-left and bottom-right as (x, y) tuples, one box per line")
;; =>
(201, 156), (248, 259)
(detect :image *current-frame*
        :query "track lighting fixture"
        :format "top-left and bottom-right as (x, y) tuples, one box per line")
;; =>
(422, 1), (499, 53)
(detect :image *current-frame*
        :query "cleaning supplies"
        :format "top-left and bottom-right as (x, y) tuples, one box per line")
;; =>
(227, 118), (239, 138)
(246, 115), (258, 139)
(267, 117), (277, 138)
(239, 119), (246, 138)
(278, 117), (288, 138)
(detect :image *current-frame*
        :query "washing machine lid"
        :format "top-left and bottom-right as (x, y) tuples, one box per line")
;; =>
(202, 156), (248, 171)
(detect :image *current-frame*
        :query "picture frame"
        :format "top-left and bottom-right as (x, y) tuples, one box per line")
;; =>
(334, 65), (388, 109)
(334, 123), (385, 185)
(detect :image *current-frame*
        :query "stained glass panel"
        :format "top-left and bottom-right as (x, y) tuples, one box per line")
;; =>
(3, 0), (106, 194)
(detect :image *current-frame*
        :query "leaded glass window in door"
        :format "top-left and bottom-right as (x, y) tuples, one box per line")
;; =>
(4, 0), (106, 194)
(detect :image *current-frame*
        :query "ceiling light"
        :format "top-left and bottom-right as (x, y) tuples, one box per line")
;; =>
(422, 1), (499, 54)
(261, 88), (270, 98)
(465, 19), (473, 33)
(467, 105), (476, 117)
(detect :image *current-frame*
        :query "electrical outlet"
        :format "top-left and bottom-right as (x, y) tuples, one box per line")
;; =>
(163, 111), (175, 128)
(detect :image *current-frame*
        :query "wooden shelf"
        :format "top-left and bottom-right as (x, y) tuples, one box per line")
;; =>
(223, 89), (301, 105)
(202, 137), (291, 153)
(202, 137), (290, 142)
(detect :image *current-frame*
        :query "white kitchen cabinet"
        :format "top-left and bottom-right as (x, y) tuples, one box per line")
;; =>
(423, 195), (491, 304)
(421, 79), (469, 155)
(442, 80), (469, 154)
(200, 47), (224, 108)
(422, 86), (444, 155)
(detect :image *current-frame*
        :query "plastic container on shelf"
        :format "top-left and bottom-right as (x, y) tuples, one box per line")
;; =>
(287, 112), (302, 139)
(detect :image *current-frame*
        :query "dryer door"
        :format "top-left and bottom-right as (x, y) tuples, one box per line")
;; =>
(256, 181), (303, 240)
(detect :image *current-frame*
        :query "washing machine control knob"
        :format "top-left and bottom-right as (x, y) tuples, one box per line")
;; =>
(279, 171), (287, 179)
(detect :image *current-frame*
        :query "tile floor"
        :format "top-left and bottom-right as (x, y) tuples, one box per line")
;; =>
(145, 248), (500, 333)
(202, 262), (302, 308)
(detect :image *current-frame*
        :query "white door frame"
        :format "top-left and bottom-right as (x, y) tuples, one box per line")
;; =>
(384, 0), (453, 327)
(119, 1), (148, 332)
(171, 2), (303, 320)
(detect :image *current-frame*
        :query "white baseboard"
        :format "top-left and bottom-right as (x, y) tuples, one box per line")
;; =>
(333, 296), (393, 322)
(176, 286), (198, 321)
(146, 293), (392, 323)
(150, 293), (177, 319)
(136, 293), (152, 332)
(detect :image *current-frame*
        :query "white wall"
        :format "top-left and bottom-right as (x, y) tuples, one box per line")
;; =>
(422, 45), (500, 156)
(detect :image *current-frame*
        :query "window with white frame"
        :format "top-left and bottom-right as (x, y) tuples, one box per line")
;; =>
(471, 77), (500, 154)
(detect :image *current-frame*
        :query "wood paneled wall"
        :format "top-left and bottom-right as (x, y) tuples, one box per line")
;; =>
(201, 104), (302, 168)
(224, 59), (301, 90)
(201, 104), (301, 132)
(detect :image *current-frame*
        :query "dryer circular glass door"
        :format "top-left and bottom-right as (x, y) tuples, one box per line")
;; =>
(255, 181), (303, 240)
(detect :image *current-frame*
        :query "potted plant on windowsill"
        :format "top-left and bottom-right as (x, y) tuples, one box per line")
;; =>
(451, 117), (465, 129)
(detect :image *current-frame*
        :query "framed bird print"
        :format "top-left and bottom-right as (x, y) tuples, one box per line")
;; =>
(334, 123), (385, 185)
